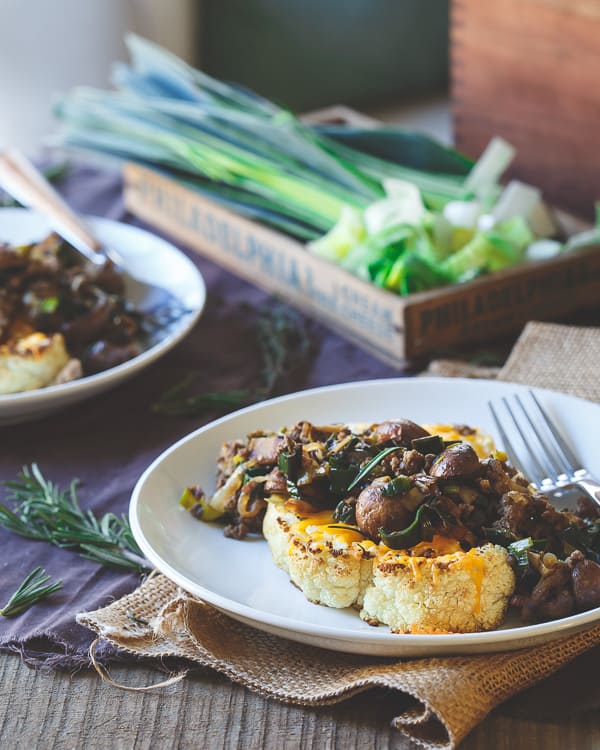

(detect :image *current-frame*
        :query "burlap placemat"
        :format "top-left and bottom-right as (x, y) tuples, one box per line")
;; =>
(77, 322), (600, 750)
(497, 321), (600, 402)
(78, 575), (600, 750)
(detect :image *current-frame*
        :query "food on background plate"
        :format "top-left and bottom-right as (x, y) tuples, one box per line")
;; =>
(182, 420), (600, 634)
(0, 233), (143, 394)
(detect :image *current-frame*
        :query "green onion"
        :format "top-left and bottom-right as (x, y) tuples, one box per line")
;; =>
(53, 34), (587, 297)
(379, 504), (427, 549)
(382, 476), (411, 496)
(507, 537), (534, 569)
(411, 435), (445, 454)
(328, 462), (357, 495)
(278, 447), (302, 482)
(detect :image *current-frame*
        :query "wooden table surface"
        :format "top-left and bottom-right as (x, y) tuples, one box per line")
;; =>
(2, 652), (600, 749)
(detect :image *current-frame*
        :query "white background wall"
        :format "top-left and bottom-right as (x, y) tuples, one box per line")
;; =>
(0, 0), (198, 153)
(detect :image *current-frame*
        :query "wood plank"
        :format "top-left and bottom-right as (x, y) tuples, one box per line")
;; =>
(452, 0), (600, 219)
(2, 653), (600, 749)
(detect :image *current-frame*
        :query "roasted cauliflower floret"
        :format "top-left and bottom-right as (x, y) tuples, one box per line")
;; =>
(0, 332), (70, 394)
(263, 503), (375, 609)
(263, 504), (515, 632)
(361, 540), (515, 633)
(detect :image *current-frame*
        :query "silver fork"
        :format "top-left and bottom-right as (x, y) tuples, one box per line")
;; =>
(489, 390), (600, 511)
(0, 148), (186, 327)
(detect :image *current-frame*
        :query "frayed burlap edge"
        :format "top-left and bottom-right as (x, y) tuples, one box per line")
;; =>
(78, 574), (600, 750)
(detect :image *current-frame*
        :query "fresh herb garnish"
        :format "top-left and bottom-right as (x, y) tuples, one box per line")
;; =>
(379, 504), (428, 549)
(347, 446), (400, 491)
(153, 303), (313, 416)
(0, 567), (62, 617)
(126, 611), (150, 626)
(0, 464), (151, 571)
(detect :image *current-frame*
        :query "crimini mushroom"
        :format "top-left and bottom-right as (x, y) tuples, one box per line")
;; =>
(429, 442), (481, 479)
(355, 478), (413, 541)
(373, 419), (430, 446)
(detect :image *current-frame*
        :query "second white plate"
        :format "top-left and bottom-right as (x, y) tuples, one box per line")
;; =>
(130, 377), (600, 656)
(0, 208), (206, 425)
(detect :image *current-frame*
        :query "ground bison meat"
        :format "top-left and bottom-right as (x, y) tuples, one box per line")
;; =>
(264, 467), (287, 495)
(515, 563), (575, 622)
(494, 490), (578, 546)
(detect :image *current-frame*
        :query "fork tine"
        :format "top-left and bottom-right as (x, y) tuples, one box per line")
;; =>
(488, 401), (523, 474)
(501, 396), (549, 486)
(514, 394), (561, 483)
(528, 390), (581, 475)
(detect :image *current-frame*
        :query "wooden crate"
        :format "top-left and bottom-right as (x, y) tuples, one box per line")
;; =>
(123, 163), (600, 368)
(452, 0), (600, 220)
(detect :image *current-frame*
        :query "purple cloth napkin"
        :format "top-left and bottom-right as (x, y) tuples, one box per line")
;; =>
(0, 164), (401, 669)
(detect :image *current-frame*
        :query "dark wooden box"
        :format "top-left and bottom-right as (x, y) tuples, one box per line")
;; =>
(452, 0), (600, 220)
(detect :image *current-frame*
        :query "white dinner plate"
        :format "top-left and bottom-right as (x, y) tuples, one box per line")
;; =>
(0, 208), (206, 425)
(130, 377), (600, 656)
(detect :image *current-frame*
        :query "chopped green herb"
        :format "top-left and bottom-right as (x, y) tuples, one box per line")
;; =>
(347, 447), (400, 491)
(286, 480), (302, 500)
(411, 435), (445, 454)
(326, 524), (364, 535)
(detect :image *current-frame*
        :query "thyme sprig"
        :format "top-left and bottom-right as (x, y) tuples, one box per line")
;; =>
(154, 303), (314, 416)
(0, 464), (151, 572)
(0, 567), (63, 617)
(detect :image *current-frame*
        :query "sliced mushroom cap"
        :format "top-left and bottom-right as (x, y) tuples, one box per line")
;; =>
(355, 479), (413, 541)
(373, 419), (430, 446)
(248, 435), (284, 465)
(571, 558), (600, 611)
(429, 443), (480, 479)
(528, 564), (575, 621)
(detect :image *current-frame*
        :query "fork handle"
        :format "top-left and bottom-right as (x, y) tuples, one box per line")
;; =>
(577, 478), (600, 509)
(0, 149), (105, 265)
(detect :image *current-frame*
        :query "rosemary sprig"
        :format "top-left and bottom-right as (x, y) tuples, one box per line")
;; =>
(154, 303), (314, 416)
(0, 567), (63, 617)
(0, 464), (151, 572)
